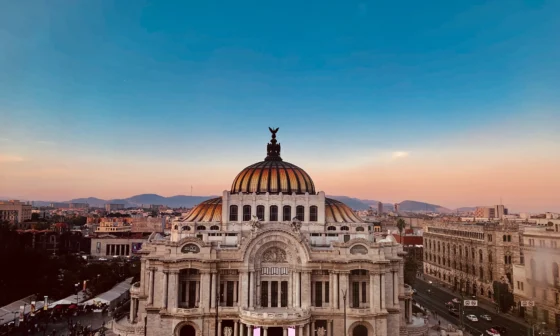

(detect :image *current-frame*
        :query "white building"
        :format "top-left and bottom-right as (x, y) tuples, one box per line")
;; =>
(113, 129), (419, 336)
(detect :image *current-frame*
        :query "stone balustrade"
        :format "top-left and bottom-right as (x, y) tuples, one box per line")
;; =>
(113, 317), (144, 336)
(241, 309), (310, 320)
(404, 284), (414, 296)
(130, 282), (141, 296)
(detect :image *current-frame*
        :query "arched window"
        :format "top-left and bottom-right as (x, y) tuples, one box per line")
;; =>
(530, 259), (537, 280)
(197, 225), (206, 231)
(553, 262), (559, 284)
(174, 225), (178, 230)
(243, 205), (251, 221)
(447, 243), (450, 254)
(479, 249), (483, 263)
(182, 226), (191, 231)
(356, 227), (364, 232)
(341, 226), (349, 231)
(229, 205), (238, 221)
(310, 206), (318, 222)
(453, 245), (456, 255)
(327, 226), (336, 231)
(471, 248), (475, 259)
(488, 251), (492, 263)
(479, 267), (484, 279)
(270, 205), (278, 221)
(256, 205), (265, 221)
(465, 246), (468, 256)
(296, 205), (305, 221)
(210, 225), (219, 230)
(508, 235), (512, 242)
(283, 206), (291, 221)
(503, 235), (506, 242)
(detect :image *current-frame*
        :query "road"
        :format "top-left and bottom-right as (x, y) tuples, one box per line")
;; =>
(413, 278), (529, 336)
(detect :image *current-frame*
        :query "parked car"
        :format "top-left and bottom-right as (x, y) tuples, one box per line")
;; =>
(492, 326), (507, 335)
(449, 308), (460, 317)
(486, 328), (501, 336)
(445, 302), (454, 308)
(480, 314), (492, 321)
(452, 298), (461, 303)
(466, 314), (478, 322)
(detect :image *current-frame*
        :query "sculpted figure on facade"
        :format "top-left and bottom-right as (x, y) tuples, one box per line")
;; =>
(250, 215), (261, 232)
(262, 247), (287, 263)
(224, 327), (232, 336)
(291, 217), (302, 233)
(316, 327), (326, 336)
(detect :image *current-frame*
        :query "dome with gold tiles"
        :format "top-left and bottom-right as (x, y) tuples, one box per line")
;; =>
(325, 198), (363, 223)
(230, 127), (316, 195)
(182, 197), (222, 222)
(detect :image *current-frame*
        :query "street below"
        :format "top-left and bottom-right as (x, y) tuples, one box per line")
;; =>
(413, 278), (529, 336)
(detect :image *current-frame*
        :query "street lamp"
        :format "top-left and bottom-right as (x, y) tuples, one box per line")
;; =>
(341, 289), (347, 336)
(75, 283), (80, 304)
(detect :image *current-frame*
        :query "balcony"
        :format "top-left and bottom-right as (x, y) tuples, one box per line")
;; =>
(240, 308), (310, 326)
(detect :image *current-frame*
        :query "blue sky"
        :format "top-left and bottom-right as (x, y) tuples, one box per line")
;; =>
(1, 0), (559, 211)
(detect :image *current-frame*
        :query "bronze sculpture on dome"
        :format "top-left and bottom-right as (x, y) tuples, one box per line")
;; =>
(265, 127), (282, 161)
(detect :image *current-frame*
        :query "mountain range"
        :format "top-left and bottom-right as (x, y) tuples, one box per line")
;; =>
(12, 193), (463, 213)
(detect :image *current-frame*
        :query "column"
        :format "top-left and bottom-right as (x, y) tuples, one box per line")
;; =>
(168, 271), (179, 310)
(283, 328), (288, 336)
(218, 320), (222, 336)
(200, 271), (210, 309)
(234, 321), (239, 336)
(162, 270), (169, 309)
(195, 281), (200, 306)
(249, 325), (254, 336)
(148, 268), (155, 305)
(408, 299), (413, 323)
(324, 282), (328, 307)
(240, 323), (245, 336)
(288, 273), (293, 307)
(129, 299), (135, 322)
(332, 272), (338, 309)
(211, 271), (218, 308)
(264, 327), (268, 336)
(339, 272), (349, 309)
(239, 271), (247, 308)
(311, 321), (315, 336)
(380, 273), (386, 310)
(299, 326), (304, 336)
(294, 271), (301, 308)
(249, 272), (255, 308)
(306, 323), (310, 336)
(393, 272), (399, 305)
(140, 260), (147, 295)
(369, 273), (375, 312)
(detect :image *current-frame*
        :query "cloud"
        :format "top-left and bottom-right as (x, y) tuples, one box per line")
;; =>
(391, 151), (410, 160)
(0, 155), (25, 163)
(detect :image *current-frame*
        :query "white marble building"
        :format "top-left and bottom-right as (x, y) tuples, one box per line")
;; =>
(113, 129), (417, 336)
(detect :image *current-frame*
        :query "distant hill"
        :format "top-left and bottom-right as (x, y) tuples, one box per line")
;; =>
(456, 206), (477, 212)
(398, 200), (452, 213)
(6, 194), (464, 213)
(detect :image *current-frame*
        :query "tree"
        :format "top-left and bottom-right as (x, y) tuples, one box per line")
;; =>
(396, 218), (406, 240)
(493, 281), (514, 313)
(404, 253), (418, 286)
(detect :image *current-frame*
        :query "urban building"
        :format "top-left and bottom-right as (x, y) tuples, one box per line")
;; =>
(392, 229), (423, 266)
(90, 234), (149, 257)
(0, 200), (32, 224)
(378, 202), (383, 215)
(50, 202), (71, 208)
(423, 221), (520, 299)
(394, 203), (399, 213)
(106, 203), (126, 212)
(513, 225), (560, 327)
(474, 205), (508, 220)
(113, 129), (417, 336)
(70, 202), (89, 209)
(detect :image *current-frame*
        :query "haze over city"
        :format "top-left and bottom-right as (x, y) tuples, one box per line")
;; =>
(1, 0), (559, 212)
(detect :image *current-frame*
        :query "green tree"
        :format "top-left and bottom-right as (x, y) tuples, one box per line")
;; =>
(493, 281), (514, 313)
(396, 218), (406, 240)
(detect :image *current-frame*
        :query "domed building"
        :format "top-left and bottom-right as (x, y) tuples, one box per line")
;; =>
(114, 129), (417, 336)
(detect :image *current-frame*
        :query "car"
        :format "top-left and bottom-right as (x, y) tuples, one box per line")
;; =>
(452, 298), (461, 303)
(491, 326), (507, 335)
(486, 329), (501, 336)
(480, 314), (492, 321)
(449, 308), (460, 317)
(445, 302), (454, 308)
(466, 314), (479, 322)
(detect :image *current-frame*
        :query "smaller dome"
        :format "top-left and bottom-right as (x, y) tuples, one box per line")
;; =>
(325, 198), (363, 223)
(183, 197), (222, 222)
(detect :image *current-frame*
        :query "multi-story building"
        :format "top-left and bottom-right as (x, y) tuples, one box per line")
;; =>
(378, 202), (383, 215)
(393, 229), (423, 266)
(70, 202), (89, 209)
(106, 203), (126, 212)
(112, 129), (418, 336)
(0, 200), (32, 224)
(474, 205), (508, 220)
(423, 222), (520, 299)
(513, 225), (560, 327)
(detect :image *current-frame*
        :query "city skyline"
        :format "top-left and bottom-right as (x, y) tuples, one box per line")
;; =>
(1, 1), (559, 212)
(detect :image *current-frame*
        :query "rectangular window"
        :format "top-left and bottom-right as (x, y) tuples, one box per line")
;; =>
(362, 282), (367, 303)
(325, 281), (329, 303)
(271, 281), (278, 307)
(188, 281), (196, 307)
(181, 281), (187, 303)
(270, 206), (278, 221)
(226, 281), (234, 307)
(310, 206), (318, 222)
(352, 282), (360, 308)
(296, 206), (305, 221)
(257, 205), (265, 221)
(281, 281), (288, 307)
(261, 281), (268, 307)
(283, 206), (291, 221)
(315, 281), (323, 307)
(229, 206), (238, 221)
(243, 205), (251, 221)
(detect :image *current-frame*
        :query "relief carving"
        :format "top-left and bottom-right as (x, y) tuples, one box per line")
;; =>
(350, 244), (368, 255)
(291, 217), (302, 233)
(250, 216), (261, 232)
(262, 247), (287, 263)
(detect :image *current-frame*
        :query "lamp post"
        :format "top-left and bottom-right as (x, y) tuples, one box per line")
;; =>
(341, 289), (347, 336)
(75, 283), (80, 305)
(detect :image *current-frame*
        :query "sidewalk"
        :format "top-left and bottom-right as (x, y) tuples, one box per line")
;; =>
(414, 301), (471, 336)
(420, 274), (529, 328)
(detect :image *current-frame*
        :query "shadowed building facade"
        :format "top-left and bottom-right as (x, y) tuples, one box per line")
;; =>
(113, 129), (416, 336)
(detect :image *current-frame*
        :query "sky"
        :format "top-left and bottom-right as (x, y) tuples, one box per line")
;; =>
(1, 0), (559, 212)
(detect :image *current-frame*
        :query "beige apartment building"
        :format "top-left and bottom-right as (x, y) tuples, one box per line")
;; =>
(112, 130), (419, 336)
(0, 200), (32, 224)
(513, 225), (560, 328)
(423, 221), (520, 299)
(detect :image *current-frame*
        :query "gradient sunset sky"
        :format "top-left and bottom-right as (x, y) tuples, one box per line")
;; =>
(1, 0), (559, 212)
